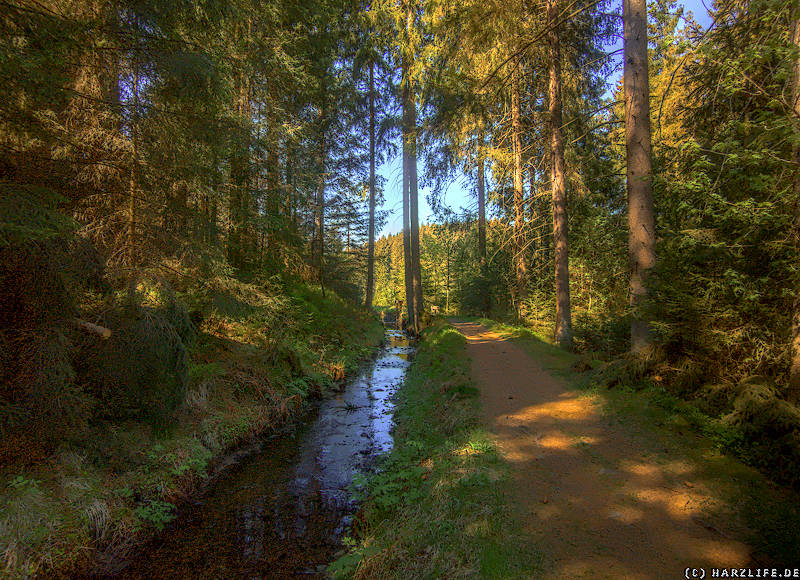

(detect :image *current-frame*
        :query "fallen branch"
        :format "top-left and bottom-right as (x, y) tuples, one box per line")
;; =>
(73, 318), (112, 339)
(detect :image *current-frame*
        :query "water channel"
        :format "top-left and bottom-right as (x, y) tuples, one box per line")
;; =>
(119, 328), (412, 579)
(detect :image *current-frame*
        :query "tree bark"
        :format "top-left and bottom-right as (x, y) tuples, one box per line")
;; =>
(408, 8), (423, 333)
(477, 157), (487, 265)
(409, 100), (423, 332)
(402, 3), (422, 334)
(624, 0), (656, 352)
(402, 56), (415, 333)
(366, 61), (377, 309)
(528, 165), (539, 268)
(789, 18), (800, 400)
(548, 0), (572, 348)
(227, 19), (253, 270)
(265, 91), (279, 253)
(477, 156), (488, 314)
(127, 24), (140, 304)
(511, 57), (527, 317)
(316, 96), (327, 298)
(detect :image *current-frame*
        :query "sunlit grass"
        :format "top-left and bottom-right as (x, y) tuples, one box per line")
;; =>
(330, 322), (541, 579)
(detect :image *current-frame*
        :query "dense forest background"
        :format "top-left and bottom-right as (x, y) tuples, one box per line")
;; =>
(368, 0), (800, 487)
(1, 0), (799, 574)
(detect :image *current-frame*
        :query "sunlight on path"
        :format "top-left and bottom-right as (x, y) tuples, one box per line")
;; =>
(452, 321), (752, 580)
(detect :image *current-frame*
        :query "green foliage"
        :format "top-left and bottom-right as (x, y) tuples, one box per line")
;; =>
(133, 500), (176, 532)
(7, 330), (94, 441)
(0, 185), (76, 246)
(83, 307), (189, 428)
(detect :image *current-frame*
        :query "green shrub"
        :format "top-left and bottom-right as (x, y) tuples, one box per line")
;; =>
(8, 330), (94, 440)
(82, 308), (188, 428)
(133, 500), (176, 531)
(572, 312), (629, 356)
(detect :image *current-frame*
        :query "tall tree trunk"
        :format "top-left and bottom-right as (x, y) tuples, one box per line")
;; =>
(789, 18), (800, 400)
(528, 165), (538, 268)
(316, 94), (327, 298)
(265, 93), (279, 254)
(477, 157), (487, 264)
(409, 98), (423, 332)
(402, 56), (415, 332)
(402, 3), (422, 334)
(285, 138), (297, 230)
(624, 0), (656, 352)
(128, 83), (138, 272)
(407, 5), (423, 333)
(127, 26), (140, 304)
(477, 156), (488, 314)
(227, 19), (252, 270)
(511, 57), (527, 317)
(548, 0), (572, 348)
(228, 79), (250, 269)
(366, 61), (377, 309)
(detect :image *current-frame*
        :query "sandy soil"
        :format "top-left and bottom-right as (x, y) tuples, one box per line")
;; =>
(452, 321), (752, 580)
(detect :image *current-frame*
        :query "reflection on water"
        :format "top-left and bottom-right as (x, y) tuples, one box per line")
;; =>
(119, 328), (412, 579)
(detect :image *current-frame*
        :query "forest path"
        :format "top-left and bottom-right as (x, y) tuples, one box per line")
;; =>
(451, 321), (752, 579)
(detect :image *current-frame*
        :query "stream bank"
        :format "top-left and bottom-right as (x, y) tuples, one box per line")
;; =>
(115, 327), (412, 579)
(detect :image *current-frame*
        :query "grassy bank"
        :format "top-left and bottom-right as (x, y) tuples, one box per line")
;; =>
(330, 322), (540, 579)
(473, 317), (800, 563)
(0, 277), (383, 579)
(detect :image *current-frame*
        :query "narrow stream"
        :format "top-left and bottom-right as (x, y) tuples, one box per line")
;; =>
(118, 328), (411, 579)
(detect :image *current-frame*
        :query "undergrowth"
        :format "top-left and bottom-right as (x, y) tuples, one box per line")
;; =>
(0, 271), (383, 579)
(329, 322), (540, 579)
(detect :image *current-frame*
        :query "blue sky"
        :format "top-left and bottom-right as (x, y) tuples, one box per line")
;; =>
(377, 0), (714, 237)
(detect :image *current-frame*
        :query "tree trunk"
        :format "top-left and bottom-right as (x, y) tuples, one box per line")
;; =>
(228, 72), (250, 269)
(316, 102), (326, 298)
(477, 156), (489, 314)
(402, 56), (415, 333)
(366, 61), (377, 309)
(528, 165), (539, 270)
(511, 57), (527, 317)
(624, 0), (656, 352)
(409, 101), (423, 333)
(265, 94), (279, 254)
(127, 26), (140, 304)
(285, 137), (298, 230)
(478, 157), (487, 264)
(407, 6), (423, 333)
(227, 18), (253, 270)
(548, 0), (572, 348)
(789, 18), (800, 400)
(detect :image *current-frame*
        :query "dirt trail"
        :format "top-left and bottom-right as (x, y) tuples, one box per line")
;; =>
(452, 321), (752, 580)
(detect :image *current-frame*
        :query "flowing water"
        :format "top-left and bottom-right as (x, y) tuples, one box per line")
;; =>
(119, 328), (412, 579)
